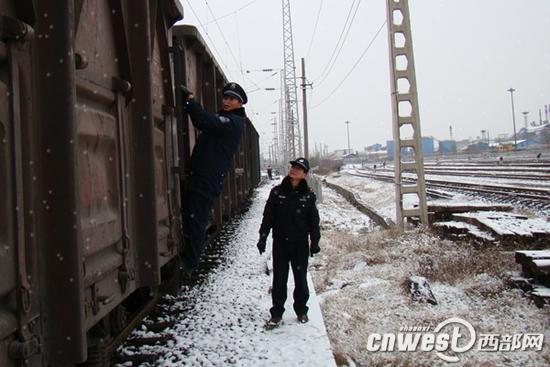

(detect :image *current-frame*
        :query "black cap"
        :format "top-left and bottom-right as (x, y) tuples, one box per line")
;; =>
(223, 82), (247, 104)
(289, 157), (310, 172)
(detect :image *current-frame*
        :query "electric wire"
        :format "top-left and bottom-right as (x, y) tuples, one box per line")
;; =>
(313, 0), (359, 83)
(305, 0), (324, 60)
(203, 0), (261, 90)
(183, 0), (231, 75)
(203, 0), (262, 26)
(312, 20), (387, 108)
(315, 0), (362, 87)
(204, 1), (244, 76)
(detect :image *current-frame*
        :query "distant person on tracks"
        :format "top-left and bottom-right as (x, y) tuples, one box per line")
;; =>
(180, 82), (248, 274)
(267, 164), (273, 180)
(257, 157), (321, 329)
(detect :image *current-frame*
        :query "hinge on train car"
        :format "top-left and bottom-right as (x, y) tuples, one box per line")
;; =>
(112, 76), (132, 95)
(0, 15), (33, 42)
(118, 268), (132, 293)
(8, 335), (40, 360)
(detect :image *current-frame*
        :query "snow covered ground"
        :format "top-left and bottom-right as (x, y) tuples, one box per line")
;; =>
(311, 169), (550, 366)
(119, 169), (550, 366)
(118, 182), (336, 366)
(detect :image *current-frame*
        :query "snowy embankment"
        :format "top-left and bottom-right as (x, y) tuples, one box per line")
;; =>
(312, 172), (550, 366)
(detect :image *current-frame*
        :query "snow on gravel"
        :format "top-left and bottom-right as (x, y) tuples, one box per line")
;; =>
(318, 184), (374, 234)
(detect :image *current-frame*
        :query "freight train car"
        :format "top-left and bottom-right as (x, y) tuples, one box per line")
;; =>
(0, 2), (260, 366)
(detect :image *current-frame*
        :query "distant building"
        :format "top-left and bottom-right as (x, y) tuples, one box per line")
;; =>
(439, 140), (457, 154)
(422, 137), (435, 156)
(465, 142), (490, 152)
(365, 143), (382, 152)
(329, 149), (352, 159)
(516, 139), (537, 149)
(386, 137), (434, 160)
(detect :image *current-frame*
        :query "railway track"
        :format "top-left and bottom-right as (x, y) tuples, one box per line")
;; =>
(350, 170), (550, 212)
(370, 167), (550, 183)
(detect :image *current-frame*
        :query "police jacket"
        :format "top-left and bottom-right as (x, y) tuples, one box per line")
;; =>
(259, 176), (321, 248)
(184, 99), (246, 194)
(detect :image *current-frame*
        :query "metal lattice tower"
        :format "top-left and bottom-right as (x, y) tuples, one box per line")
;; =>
(386, 0), (428, 231)
(282, 0), (302, 159)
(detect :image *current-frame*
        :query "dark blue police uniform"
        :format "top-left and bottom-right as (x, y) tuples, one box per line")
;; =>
(258, 176), (321, 319)
(181, 85), (246, 271)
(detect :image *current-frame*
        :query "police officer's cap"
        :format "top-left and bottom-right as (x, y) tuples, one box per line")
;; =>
(289, 157), (310, 172)
(223, 82), (248, 104)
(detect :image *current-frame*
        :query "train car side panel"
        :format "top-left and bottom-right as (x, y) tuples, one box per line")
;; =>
(35, 0), (87, 362)
(0, 2), (41, 365)
(74, 0), (131, 333)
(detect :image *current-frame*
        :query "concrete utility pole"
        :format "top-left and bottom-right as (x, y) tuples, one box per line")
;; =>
(508, 88), (517, 147)
(301, 58), (312, 159)
(345, 120), (351, 154)
(386, 0), (428, 230)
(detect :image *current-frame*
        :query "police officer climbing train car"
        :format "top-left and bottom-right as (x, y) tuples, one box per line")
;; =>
(180, 82), (248, 274)
(257, 158), (321, 329)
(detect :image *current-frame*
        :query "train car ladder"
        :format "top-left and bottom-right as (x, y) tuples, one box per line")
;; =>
(386, 0), (428, 231)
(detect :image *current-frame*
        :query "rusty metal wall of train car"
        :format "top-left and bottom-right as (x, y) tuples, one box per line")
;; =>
(33, 1), (182, 364)
(149, 1), (181, 269)
(0, 2), (40, 366)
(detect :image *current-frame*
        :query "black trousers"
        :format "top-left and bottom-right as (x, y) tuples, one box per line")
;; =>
(270, 243), (309, 318)
(182, 175), (217, 270)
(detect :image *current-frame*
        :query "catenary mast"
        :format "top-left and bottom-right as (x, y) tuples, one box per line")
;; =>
(281, 0), (302, 159)
(386, 0), (428, 231)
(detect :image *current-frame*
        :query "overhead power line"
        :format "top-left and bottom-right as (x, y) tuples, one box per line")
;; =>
(312, 20), (387, 108)
(184, 0), (262, 88)
(313, 0), (361, 83)
(305, 0), (324, 60)
(203, 0), (262, 26)
(204, 1), (244, 75)
(315, 0), (363, 87)
(183, 0), (231, 74)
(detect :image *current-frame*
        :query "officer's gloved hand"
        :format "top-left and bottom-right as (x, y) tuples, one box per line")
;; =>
(180, 85), (194, 100)
(310, 242), (320, 257)
(257, 239), (266, 254)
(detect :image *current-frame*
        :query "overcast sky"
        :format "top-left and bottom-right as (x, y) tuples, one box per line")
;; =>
(176, 0), (550, 154)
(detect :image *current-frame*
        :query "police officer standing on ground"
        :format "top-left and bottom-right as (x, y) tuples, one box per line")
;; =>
(257, 158), (321, 329)
(180, 82), (248, 273)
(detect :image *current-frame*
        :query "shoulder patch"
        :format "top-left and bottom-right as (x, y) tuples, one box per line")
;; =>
(217, 115), (231, 123)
